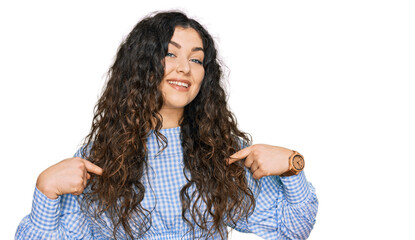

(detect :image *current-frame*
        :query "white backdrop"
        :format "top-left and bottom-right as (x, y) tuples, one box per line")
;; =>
(1, 0), (414, 239)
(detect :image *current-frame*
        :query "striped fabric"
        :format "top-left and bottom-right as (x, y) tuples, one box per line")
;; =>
(16, 127), (318, 239)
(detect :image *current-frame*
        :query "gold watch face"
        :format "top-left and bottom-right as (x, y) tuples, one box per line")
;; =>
(293, 155), (305, 170)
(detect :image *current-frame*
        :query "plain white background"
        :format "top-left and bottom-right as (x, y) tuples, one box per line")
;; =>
(1, 0), (414, 239)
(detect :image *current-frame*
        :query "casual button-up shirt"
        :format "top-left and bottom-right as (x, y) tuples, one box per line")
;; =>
(16, 127), (318, 239)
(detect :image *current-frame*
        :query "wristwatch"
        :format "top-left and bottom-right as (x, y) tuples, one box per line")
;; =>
(281, 150), (305, 177)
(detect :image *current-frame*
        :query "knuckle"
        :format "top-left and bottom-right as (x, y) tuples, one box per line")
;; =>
(76, 177), (84, 186)
(256, 159), (263, 166)
(251, 150), (257, 158)
(71, 178), (84, 188)
(72, 191), (81, 196)
(69, 158), (84, 168)
(72, 186), (84, 194)
(76, 161), (86, 170)
(252, 149), (260, 158)
(76, 179), (84, 187)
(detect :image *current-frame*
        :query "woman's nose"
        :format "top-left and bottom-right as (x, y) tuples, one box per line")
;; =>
(176, 57), (190, 74)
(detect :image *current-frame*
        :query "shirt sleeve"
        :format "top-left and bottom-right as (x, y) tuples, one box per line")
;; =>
(231, 171), (318, 240)
(15, 187), (93, 239)
(15, 147), (94, 239)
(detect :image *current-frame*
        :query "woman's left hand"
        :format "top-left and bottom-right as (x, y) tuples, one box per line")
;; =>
(227, 144), (293, 179)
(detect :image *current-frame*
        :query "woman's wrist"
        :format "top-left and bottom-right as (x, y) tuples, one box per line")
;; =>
(36, 173), (59, 200)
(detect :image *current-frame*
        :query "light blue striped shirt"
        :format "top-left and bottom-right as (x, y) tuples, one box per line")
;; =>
(16, 127), (318, 239)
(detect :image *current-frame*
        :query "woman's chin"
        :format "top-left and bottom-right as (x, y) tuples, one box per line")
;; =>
(160, 102), (188, 111)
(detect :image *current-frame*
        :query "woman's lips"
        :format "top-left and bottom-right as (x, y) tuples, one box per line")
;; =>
(167, 79), (191, 92)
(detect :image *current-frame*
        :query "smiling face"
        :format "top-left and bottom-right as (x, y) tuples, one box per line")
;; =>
(159, 27), (205, 112)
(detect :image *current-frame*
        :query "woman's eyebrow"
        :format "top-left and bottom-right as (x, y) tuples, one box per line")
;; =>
(169, 41), (204, 52)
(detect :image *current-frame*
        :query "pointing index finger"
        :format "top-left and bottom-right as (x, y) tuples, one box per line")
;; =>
(227, 145), (253, 165)
(82, 159), (103, 176)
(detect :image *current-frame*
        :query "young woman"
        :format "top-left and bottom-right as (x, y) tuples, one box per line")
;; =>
(16, 11), (318, 239)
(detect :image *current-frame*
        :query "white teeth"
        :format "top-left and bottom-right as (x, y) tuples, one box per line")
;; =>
(168, 81), (189, 88)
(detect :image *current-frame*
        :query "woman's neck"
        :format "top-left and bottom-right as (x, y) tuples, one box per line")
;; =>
(158, 107), (184, 129)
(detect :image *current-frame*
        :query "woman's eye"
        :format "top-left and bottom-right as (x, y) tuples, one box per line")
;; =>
(166, 52), (176, 57)
(191, 59), (203, 65)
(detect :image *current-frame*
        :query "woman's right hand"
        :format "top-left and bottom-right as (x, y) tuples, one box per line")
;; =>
(36, 157), (103, 200)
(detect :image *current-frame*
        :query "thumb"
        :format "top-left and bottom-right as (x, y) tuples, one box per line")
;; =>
(83, 159), (103, 176)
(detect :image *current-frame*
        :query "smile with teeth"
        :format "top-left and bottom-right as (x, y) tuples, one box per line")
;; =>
(168, 81), (189, 88)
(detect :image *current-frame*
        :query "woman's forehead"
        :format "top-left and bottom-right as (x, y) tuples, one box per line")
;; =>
(169, 27), (204, 50)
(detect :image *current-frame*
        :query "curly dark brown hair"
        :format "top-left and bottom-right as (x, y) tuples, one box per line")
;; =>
(80, 11), (256, 239)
